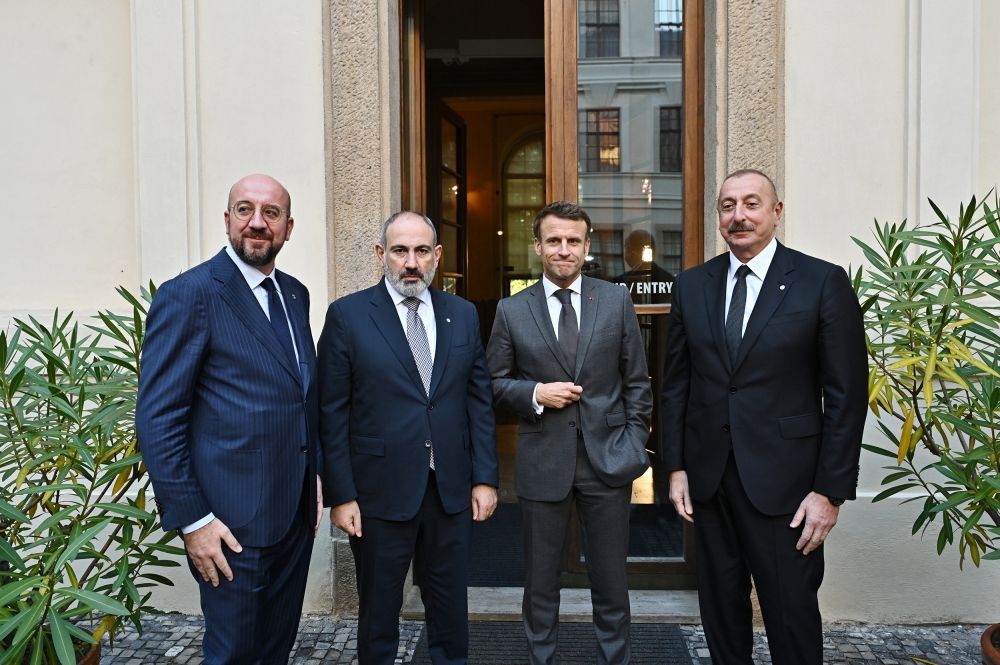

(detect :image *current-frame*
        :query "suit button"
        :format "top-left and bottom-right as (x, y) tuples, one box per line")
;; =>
(568, 421), (576, 427)
(729, 386), (737, 393)
(722, 424), (730, 432)
(424, 440), (432, 448)
(300, 445), (308, 452)
(428, 404), (434, 411)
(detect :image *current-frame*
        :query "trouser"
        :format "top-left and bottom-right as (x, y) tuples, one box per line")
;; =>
(520, 438), (633, 665)
(693, 453), (825, 665)
(351, 473), (472, 665)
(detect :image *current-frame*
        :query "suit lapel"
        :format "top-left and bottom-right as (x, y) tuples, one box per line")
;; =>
(275, 271), (311, 393)
(368, 280), (427, 396)
(212, 250), (301, 384)
(702, 254), (731, 372)
(574, 277), (599, 377)
(526, 281), (574, 377)
(428, 289), (452, 398)
(733, 242), (795, 371)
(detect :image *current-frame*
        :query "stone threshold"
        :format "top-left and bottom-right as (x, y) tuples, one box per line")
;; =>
(402, 587), (701, 624)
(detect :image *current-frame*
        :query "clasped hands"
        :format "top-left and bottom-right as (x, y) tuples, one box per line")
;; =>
(668, 470), (839, 555)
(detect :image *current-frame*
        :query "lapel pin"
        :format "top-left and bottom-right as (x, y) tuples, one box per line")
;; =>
(291, 293), (297, 300)
(446, 317), (451, 323)
(779, 285), (786, 291)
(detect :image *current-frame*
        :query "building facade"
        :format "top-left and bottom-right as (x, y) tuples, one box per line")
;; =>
(3, 0), (999, 622)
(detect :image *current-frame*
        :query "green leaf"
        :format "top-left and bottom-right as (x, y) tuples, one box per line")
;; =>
(871, 483), (919, 503)
(0, 497), (30, 523)
(52, 518), (112, 574)
(93, 502), (154, 521)
(0, 538), (26, 570)
(0, 576), (45, 606)
(54, 587), (130, 616)
(48, 609), (78, 665)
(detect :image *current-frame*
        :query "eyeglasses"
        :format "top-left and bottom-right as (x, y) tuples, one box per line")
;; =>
(229, 200), (287, 224)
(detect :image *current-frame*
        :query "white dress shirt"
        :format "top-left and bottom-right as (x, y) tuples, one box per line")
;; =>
(532, 274), (583, 412)
(384, 279), (437, 362)
(183, 246), (301, 535)
(724, 237), (778, 336)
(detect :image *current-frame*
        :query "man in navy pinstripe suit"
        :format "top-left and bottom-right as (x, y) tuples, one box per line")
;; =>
(137, 174), (323, 664)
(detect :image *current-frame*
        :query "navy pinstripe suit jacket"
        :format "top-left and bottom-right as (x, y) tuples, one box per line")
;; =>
(137, 249), (320, 547)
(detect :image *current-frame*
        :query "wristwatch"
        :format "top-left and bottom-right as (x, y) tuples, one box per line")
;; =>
(827, 496), (845, 507)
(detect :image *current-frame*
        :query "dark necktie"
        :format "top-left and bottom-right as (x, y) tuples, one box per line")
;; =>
(725, 264), (751, 366)
(403, 297), (435, 469)
(554, 288), (578, 372)
(260, 278), (297, 368)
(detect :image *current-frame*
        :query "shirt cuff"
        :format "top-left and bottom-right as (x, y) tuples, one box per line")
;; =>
(532, 383), (544, 414)
(181, 513), (215, 534)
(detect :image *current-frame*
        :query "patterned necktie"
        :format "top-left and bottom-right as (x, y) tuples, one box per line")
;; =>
(260, 278), (297, 368)
(725, 265), (751, 366)
(554, 288), (578, 372)
(403, 296), (434, 469)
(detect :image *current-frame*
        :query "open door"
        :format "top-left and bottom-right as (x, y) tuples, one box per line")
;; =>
(427, 102), (467, 295)
(400, 0), (703, 592)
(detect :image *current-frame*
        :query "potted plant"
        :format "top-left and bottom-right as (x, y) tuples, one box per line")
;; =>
(0, 285), (183, 664)
(854, 192), (1000, 663)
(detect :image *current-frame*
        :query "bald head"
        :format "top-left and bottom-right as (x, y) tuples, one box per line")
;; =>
(228, 174), (291, 216)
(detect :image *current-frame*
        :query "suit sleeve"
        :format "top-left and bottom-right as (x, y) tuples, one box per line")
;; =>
(466, 307), (500, 488)
(135, 279), (212, 531)
(814, 266), (867, 499)
(659, 271), (691, 471)
(618, 289), (653, 448)
(317, 301), (358, 506)
(486, 300), (540, 419)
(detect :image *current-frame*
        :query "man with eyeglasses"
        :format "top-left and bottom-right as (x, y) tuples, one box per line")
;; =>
(137, 174), (323, 663)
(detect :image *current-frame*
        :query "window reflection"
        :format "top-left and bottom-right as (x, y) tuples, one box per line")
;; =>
(577, 0), (685, 562)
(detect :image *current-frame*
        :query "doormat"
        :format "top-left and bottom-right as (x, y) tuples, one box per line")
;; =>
(470, 502), (523, 587)
(409, 621), (692, 664)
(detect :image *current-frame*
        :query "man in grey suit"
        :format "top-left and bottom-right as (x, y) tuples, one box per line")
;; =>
(487, 201), (653, 665)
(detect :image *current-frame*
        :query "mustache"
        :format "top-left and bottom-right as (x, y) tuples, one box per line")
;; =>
(727, 222), (755, 233)
(401, 268), (424, 279)
(244, 230), (272, 240)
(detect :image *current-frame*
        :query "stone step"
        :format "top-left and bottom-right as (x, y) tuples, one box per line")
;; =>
(402, 587), (701, 624)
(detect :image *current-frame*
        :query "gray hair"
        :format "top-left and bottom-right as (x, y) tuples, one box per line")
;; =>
(379, 211), (438, 247)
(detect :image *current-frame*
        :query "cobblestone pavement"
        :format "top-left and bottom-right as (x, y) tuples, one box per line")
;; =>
(102, 614), (986, 664)
(681, 624), (985, 664)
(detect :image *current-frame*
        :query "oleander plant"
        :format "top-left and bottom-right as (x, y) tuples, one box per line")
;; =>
(0, 284), (182, 664)
(855, 191), (1000, 569)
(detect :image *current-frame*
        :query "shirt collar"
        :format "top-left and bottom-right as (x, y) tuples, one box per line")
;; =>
(729, 237), (778, 280)
(542, 274), (583, 299)
(225, 243), (278, 291)
(384, 278), (433, 309)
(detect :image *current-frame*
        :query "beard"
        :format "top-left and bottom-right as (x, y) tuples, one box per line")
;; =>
(385, 264), (435, 297)
(231, 232), (279, 267)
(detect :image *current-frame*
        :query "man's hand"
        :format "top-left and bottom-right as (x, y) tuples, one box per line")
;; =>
(668, 470), (694, 523)
(182, 518), (242, 587)
(790, 491), (839, 555)
(536, 382), (583, 409)
(331, 500), (362, 537)
(314, 475), (324, 536)
(471, 484), (498, 521)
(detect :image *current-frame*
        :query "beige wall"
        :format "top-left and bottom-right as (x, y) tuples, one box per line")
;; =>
(1, 1), (137, 314)
(783, 0), (1000, 621)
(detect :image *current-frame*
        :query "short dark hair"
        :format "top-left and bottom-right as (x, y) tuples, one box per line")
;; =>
(532, 201), (593, 239)
(718, 169), (779, 206)
(380, 211), (438, 246)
